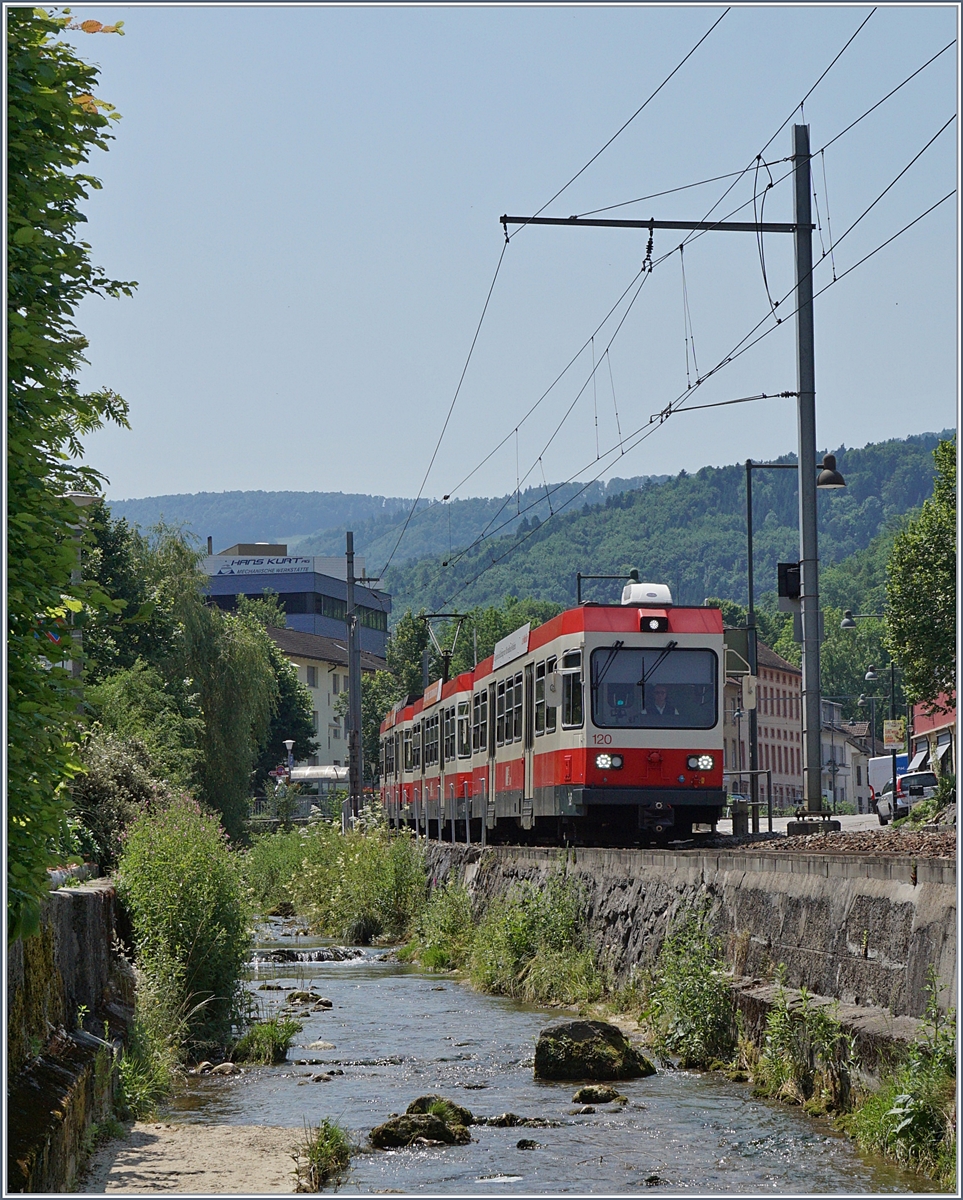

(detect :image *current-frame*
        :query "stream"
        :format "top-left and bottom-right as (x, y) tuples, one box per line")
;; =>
(164, 919), (934, 1194)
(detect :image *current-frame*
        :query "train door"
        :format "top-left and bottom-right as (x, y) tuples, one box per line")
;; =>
(523, 662), (535, 828)
(487, 680), (497, 828)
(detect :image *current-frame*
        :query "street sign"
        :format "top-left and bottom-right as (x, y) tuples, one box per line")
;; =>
(883, 719), (905, 751)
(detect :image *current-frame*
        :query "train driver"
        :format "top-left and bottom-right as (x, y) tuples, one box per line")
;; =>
(641, 683), (680, 720)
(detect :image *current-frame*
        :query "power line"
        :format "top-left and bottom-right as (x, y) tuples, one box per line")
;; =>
(508, 7), (731, 241)
(379, 240), (508, 578)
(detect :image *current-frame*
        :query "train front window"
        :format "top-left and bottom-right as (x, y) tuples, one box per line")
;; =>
(590, 646), (717, 729)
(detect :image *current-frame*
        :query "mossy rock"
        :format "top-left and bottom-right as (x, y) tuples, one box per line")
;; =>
(406, 1094), (474, 1126)
(572, 1084), (627, 1104)
(534, 1020), (656, 1081)
(369, 1113), (470, 1148)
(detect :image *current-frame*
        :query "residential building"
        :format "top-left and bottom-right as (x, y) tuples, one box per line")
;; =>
(202, 542), (390, 656)
(910, 694), (956, 777)
(266, 626), (387, 768)
(724, 638), (804, 813)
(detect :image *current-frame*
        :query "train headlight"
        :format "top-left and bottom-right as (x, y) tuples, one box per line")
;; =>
(595, 753), (624, 770)
(687, 754), (715, 771)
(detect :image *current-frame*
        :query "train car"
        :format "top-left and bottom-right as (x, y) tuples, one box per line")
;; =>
(380, 582), (725, 844)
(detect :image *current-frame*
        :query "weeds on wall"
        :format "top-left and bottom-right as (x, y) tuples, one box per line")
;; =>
(744, 966), (855, 1114)
(639, 904), (736, 1069)
(406, 879), (476, 971)
(843, 968), (956, 1189)
(468, 870), (603, 1006)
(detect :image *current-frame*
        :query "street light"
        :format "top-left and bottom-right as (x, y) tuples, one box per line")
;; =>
(283, 738), (295, 778)
(745, 454), (847, 824)
(864, 663), (901, 810)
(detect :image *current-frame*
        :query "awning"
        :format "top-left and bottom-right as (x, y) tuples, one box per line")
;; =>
(291, 765), (349, 782)
(908, 749), (928, 771)
(936, 741), (952, 762)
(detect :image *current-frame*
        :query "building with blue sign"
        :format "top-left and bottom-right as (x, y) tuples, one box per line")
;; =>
(202, 543), (390, 657)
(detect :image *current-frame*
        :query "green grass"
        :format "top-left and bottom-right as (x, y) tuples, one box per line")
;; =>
(232, 1015), (303, 1065)
(294, 1119), (352, 1190)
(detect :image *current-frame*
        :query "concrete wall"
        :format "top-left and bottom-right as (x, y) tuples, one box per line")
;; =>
(6, 880), (133, 1193)
(424, 844), (956, 1020)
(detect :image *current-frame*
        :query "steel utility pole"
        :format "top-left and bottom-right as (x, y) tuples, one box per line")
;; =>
(345, 531), (363, 819)
(501, 123), (826, 817)
(791, 124), (822, 815)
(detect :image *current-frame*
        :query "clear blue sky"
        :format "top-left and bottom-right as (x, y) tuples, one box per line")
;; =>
(60, 3), (958, 502)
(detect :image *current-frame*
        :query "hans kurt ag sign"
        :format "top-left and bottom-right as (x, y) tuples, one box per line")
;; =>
(203, 556), (313, 576)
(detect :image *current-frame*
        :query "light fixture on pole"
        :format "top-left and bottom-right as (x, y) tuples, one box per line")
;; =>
(283, 738), (295, 780)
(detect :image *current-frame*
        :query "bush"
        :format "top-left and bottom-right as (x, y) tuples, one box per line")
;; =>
(643, 905), (736, 1069)
(117, 969), (180, 1120)
(71, 729), (173, 872)
(468, 870), (602, 1006)
(117, 796), (251, 1053)
(409, 880), (475, 970)
(247, 816), (426, 942)
(232, 1015), (302, 1064)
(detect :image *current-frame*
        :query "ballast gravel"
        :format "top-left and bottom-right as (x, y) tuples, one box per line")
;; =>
(707, 827), (956, 859)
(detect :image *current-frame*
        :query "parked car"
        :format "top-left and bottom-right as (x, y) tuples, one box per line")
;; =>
(876, 771), (939, 825)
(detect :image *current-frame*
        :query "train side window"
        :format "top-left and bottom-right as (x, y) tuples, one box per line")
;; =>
(403, 728), (413, 772)
(561, 650), (583, 729)
(457, 700), (471, 758)
(472, 692), (481, 751)
(412, 721), (422, 770)
(395, 732), (401, 777)
(496, 680), (506, 746)
(443, 705), (456, 762)
(535, 661), (545, 736)
(513, 671), (523, 742)
(480, 689), (489, 753)
(504, 676), (514, 743)
(545, 655), (558, 732)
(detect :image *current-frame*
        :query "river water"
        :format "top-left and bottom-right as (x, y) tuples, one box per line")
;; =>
(165, 920), (933, 1194)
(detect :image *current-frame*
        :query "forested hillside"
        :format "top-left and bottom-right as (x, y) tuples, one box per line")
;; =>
(383, 432), (949, 615)
(106, 474), (663, 563)
(106, 490), (415, 554)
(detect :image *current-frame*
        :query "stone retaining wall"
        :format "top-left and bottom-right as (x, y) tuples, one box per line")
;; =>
(6, 880), (133, 1193)
(423, 843), (956, 1024)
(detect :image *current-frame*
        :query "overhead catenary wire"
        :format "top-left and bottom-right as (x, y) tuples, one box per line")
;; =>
(425, 189), (954, 608)
(436, 31), (947, 522)
(379, 239), (508, 578)
(507, 7), (731, 242)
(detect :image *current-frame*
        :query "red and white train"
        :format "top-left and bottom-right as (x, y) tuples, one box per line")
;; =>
(379, 582), (726, 844)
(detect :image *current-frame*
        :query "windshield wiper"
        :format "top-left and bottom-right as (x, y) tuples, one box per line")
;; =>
(592, 640), (624, 693)
(637, 640), (678, 708)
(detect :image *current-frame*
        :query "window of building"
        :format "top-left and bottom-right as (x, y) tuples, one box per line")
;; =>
(332, 674), (340, 695)
(307, 665), (317, 688)
(312, 710), (319, 733)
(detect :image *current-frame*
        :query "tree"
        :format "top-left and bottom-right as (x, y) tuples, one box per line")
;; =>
(7, 10), (133, 938)
(235, 594), (319, 791)
(886, 438), (956, 711)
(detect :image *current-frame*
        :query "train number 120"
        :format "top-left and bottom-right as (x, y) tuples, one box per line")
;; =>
(592, 733), (612, 745)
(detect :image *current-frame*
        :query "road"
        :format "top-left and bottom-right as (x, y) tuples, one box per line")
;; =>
(714, 812), (881, 837)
